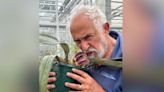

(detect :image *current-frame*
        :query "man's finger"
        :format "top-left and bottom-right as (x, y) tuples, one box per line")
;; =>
(48, 72), (56, 77)
(72, 68), (89, 78)
(47, 84), (55, 89)
(48, 77), (56, 83)
(67, 72), (85, 83)
(65, 82), (83, 90)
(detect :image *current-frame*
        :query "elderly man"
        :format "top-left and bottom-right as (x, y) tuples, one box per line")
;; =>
(47, 5), (122, 92)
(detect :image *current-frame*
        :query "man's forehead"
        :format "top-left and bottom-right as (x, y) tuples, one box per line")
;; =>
(72, 31), (94, 41)
(71, 13), (92, 25)
(70, 16), (94, 31)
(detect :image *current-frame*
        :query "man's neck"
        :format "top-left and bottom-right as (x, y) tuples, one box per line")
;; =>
(103, 36), (116, 59)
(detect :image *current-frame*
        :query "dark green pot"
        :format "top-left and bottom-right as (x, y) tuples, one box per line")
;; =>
(50, 62), (88, 92)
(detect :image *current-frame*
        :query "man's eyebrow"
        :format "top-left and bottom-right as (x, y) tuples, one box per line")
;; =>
(74, 33), (94, 41)
(83, 34), (91, 39)
(74, 39), (80, 42)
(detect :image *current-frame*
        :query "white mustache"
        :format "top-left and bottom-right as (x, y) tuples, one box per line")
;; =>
(82, 47), (104, 58)
(87, 47), (104, 58)
(87, 48), (97, 53)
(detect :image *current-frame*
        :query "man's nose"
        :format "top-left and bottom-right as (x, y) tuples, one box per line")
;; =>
(79, 40), (89, 51)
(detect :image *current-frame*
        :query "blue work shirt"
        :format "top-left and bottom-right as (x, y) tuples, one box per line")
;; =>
(88, 30), (122, 92)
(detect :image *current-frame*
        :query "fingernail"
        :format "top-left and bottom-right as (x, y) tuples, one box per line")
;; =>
(53, 77), (56, 81)
(66, 72), (71, 76)
(51, 85), (55, 88)
(72, 68), (76, 71)
(65, 82), (69, 86)
(51, 72), (56, 76)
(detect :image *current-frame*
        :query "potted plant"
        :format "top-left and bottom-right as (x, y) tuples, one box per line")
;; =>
(39, 34), (122, 92)
(39, 43), (88, 92)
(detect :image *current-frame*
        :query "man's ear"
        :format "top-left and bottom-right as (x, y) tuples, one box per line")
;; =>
(103, 22), (110, 33)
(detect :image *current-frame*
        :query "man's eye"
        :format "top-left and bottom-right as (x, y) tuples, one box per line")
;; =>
(85, 35), (94, 40)
(75, 40), (80, 44)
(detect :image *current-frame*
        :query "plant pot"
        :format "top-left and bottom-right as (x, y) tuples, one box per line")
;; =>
(50, 62), (88, 92)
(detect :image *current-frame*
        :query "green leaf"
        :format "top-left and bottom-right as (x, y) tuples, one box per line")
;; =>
(60, 43), (70, 63)
(88, 57), (122, 68)
(39, 55), (55, 92)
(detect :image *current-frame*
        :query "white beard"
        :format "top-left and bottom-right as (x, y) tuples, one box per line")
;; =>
(98, 33), (108, 58)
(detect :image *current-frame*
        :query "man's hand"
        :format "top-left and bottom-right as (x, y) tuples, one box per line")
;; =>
(46, 72), (56, 92)
(65, 68), (106, 92)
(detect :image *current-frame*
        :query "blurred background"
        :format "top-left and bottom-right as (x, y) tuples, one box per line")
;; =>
(124, 0), (164, 92)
